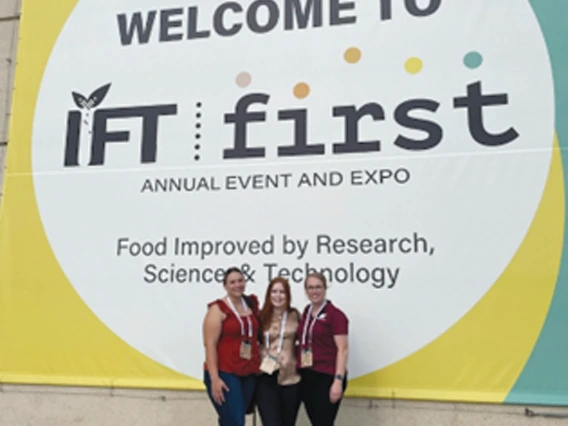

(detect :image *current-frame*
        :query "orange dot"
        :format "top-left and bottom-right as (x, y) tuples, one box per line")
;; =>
(294, 82), (310, 99)
(344, 47), (361, 64)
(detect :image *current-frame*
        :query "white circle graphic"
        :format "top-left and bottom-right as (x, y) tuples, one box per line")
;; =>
(32, 0), (554, 379)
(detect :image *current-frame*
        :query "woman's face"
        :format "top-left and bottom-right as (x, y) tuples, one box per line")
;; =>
(224, 272), (245, 298)
(305, 276), (326, 305)
(270, 282), (287, 310)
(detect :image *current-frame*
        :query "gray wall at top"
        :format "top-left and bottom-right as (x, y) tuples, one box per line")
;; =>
(0, 0), (21, 204)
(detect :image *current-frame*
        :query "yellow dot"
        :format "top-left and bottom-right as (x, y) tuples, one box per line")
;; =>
(405, 57), (423, 74)
(294, 82), (310, 99)
(344, 47), (361, 64)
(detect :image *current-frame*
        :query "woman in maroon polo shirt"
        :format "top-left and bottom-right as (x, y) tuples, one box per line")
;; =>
(297, 272), (349, 425)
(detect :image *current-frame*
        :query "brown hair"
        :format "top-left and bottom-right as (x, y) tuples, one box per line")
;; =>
(304, 272), (327, 289)
(259, 277), (293, 331)
(223, 266), (243, 286)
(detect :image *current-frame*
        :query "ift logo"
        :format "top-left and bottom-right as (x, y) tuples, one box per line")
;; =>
(64, 77), (519, 167)
(63, 83), (178, 166)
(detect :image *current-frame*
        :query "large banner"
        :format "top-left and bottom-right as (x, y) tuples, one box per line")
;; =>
(1, 0), (567, 405)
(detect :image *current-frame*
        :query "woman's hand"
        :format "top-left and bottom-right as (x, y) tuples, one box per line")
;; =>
(211, 376), (229, 405)
(329, 379), (343, 403)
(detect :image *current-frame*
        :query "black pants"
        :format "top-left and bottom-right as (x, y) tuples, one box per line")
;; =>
(300, 369), (347, 426)
(256, 373), (301, 426)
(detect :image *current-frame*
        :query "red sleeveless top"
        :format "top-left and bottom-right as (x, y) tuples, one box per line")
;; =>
(204, 295), (261, 377)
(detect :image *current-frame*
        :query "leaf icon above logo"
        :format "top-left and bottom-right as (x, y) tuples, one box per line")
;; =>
(87, 83), (111, 108)
(72, 92), (88, 109)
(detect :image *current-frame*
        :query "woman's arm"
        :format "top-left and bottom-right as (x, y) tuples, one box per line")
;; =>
(329, 334), (348, 403)
(203, 304), (228, 404)
(333, 334), (348, 377)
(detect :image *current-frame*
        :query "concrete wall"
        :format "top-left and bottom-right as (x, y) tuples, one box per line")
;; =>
(0, 1), (567, 425)
(1, 384), (568, 426)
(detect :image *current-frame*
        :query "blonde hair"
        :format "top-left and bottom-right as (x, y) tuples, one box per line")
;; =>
(304, 272), (327, 289)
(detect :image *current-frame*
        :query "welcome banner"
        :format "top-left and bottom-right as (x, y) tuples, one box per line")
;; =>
(0, 0), (567, 405)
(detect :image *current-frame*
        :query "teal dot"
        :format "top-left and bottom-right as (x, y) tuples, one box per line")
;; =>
(464, 51), (483, 69)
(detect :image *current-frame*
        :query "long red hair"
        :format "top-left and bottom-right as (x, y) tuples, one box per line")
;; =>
(259, 277), (293, 332)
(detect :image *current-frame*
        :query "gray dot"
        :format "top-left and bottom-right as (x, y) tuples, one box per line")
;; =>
(236, 72), (252, 88)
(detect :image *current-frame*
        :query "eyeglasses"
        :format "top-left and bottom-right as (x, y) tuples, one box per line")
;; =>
(306, 286), (324, 291)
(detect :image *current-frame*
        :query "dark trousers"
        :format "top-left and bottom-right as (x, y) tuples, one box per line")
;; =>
(204, 370), (256, 426)
(300, 369), (347, 426)
(256, 373), (301, 426)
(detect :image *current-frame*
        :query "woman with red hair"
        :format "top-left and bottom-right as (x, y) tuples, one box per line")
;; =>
(256, 277), (302, 426)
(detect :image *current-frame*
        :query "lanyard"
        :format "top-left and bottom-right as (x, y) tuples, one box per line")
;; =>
(265, 311), (288, 355)
(225, 297), (253, 339)
(302, 300), (327, 347)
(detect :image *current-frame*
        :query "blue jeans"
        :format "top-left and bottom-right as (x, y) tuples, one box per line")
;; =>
(204, 370), (256, 426)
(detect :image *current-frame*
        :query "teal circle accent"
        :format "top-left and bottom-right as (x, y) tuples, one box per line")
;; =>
(464, 51), (483, 69)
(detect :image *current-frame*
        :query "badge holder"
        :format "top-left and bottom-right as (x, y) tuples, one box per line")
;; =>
(240, 340), (252, 360)
(300, 301), (327, 369)
(301, 348), (313, 368)
(260, 354), (279, 374)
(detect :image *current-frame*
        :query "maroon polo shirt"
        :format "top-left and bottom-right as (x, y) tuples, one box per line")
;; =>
(296, 300), (349, 376)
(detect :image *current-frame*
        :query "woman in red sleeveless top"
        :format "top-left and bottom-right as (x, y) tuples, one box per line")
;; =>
(202, 267), (261, 426)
